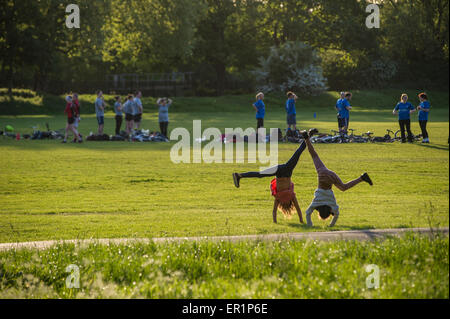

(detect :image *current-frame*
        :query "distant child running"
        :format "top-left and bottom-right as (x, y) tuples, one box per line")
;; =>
(417, 92), (431, 143)
(95, 90), (105, 135)
(114, 96), (123, 136)
(286, 91), (298, 131)
(393, 93), (415, 143)
(253, 92), (265, 130)
(302, 129), (372, 227)
(63, 96), (82, 143)
(157, 97), (172, 138)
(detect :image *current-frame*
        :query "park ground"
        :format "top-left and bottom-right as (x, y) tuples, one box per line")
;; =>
(0, 88), (448, 298)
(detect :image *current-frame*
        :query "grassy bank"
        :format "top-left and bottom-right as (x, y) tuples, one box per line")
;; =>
(0, 234), (447, 298)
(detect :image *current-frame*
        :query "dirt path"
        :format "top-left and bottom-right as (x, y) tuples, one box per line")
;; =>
(0, 227), (448, 251)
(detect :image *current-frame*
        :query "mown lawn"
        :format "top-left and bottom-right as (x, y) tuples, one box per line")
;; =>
(0, 90), (448, 243)
(0, 234), (448, 298)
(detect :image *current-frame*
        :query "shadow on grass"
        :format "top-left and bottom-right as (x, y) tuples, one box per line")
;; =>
(413, 143), (449, 151)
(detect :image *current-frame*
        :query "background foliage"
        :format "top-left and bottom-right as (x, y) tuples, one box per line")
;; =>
(0, 0), (448, 95)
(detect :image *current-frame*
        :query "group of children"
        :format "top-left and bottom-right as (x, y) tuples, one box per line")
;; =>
(233, 128), (373, 227)
(251, 90), (431, 144)
(63, 90), (173, 142)
(393, 92), (430, 143)
(252, 91), (299, 134)
(240, 90), (432, 226)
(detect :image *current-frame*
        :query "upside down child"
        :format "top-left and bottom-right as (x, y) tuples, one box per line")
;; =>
(302, 129), (373, 227)
(233, 140), (307, 224)
(232, 129), (373, 227)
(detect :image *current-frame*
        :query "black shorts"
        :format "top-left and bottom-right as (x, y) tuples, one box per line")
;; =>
(338, 117), (349, 128)
(68, 117), (75, 125)
(125, 113), (134, 121)
(257, 118), (264, 129)
(134, 114), (142, 122)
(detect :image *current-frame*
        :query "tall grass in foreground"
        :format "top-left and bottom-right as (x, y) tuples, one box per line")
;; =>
(0, 234), (448, 299)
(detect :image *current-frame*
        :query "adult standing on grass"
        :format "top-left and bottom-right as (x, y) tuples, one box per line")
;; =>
(123, 95), (135, 136)
(393, 93), (415, 143)
(95, 90), (105, 135)
(302, 129), (372, 227)
(232, 139), (306, 225)
(134, 91), (143, 130)
(157, 97), (172, 138)
(114, 96), (123, 136)
(63, 96), (82, 144)
(253, 92), (265, 130)
(417, 92), (431, 143)
(285, 91), (298, 132)
(336, 92), (352, 135)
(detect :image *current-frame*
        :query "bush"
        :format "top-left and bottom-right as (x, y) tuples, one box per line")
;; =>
(320, 49), (398, 90)
(253, 41), (328, 96)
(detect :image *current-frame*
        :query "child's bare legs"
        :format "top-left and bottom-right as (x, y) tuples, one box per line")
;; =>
(332, 172), (363, 192)
(304, 136), (370, 191)
(71, 126), (81, 142)
(304, 137), (326, 172)
(64, 123), (70, 141)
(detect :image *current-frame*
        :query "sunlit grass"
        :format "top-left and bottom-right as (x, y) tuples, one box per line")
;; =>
(0, 234), (447, 298)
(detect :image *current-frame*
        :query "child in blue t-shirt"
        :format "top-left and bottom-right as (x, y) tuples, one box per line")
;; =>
(392, 93), (416, 143)
(286, 91), (297, 131)
(253, 92), (265, 129)
(417, 92), (431, 143)
(335, 92), (352, 135)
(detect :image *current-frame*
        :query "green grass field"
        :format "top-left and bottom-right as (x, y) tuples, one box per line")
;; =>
(0, 234), (448, 298)
(0, 89), (449, 243)
(0, 89), (448, 299)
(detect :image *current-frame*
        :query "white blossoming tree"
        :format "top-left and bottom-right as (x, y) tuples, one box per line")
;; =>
(253, 41), (328, 96)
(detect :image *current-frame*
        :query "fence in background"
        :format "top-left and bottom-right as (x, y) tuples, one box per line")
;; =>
(106, 72), (194, 97)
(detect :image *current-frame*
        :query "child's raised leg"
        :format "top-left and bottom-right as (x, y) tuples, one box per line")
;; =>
(305, 138), (326, 172)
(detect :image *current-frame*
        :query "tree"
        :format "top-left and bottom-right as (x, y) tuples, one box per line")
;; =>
(102, 0), (204, 72)
(254, 41), (327, 95)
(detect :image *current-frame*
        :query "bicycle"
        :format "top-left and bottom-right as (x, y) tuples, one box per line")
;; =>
(347, 129), (369, 143)
(387, 128), (422, 142)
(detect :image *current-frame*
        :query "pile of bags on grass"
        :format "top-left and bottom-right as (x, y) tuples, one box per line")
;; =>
(87, 130), (169, 142)
(1, 124), (65, 140)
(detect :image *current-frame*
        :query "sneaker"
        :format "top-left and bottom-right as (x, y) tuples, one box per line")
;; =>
(78, 139), (83, 143)
(61, 140), (67, 144)
(308, 128), (319, 137)
(361, 173), (373, 186)
(232, 173), (241, 188)
(299, 130), (309, 139)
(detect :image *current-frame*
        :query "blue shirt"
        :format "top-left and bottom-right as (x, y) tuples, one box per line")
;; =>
(394, 102), (414, 120)
(158, 103), (170, 122)
(254, 100), (265, 119)
(95, 97), (104, 116)
(418, 101), (430, 121)
(336, 99), (350, 119)
(114, 102), (122, 116)
(286, 99), (296, 115)
(123, 100), (135, 115)
(134, 97), (143, 114)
